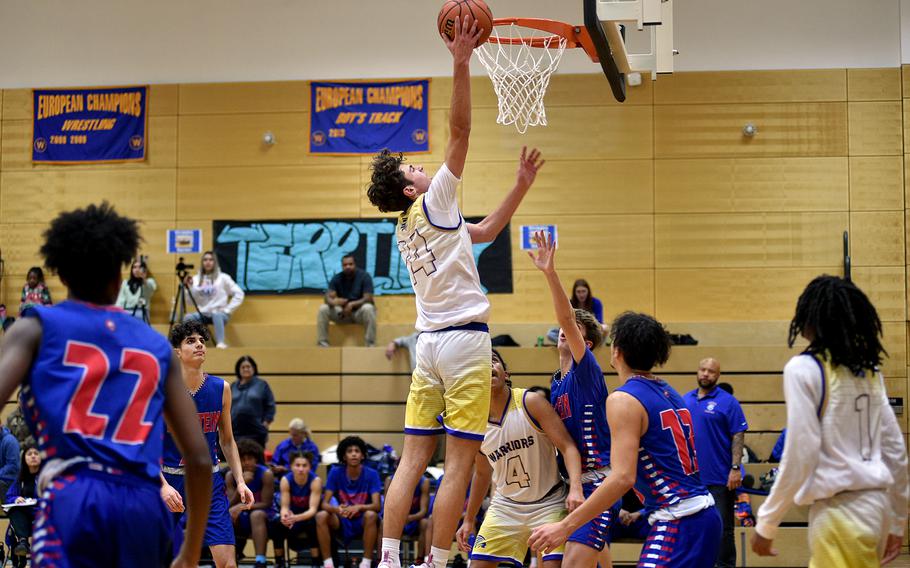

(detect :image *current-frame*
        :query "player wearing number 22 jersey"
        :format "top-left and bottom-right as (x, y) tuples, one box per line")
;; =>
(0, 203), (212, 568)
(530, 312), (721, 568)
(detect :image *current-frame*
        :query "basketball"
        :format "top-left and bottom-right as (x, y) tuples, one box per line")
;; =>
(437, 0), (494, 46)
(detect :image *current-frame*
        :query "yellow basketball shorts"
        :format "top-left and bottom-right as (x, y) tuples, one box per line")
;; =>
(471, 486), (568, 566)
(807, 489), (891, 568)
(404, 328), (491, 441)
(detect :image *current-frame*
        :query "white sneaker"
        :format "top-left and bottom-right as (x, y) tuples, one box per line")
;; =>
(216, 342), (228, 349)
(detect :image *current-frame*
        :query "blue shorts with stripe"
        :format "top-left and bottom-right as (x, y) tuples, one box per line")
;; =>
(165, 470), (235, 550)
(638, 506), (722, 568)
(32, 467), (172, 568)
(567, 479), (620, 551)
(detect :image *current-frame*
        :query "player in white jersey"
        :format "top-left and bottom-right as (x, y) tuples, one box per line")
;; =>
(367, 17), (544, 568)
(454, 350), (584, 568)
(751, 275), (909, 567)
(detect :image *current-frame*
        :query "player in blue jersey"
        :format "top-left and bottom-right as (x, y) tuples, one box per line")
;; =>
(0, 203), (213, 568)
(527, 231), (616, 568)
(226, 439), (276, 568)
(161, 320), (254, 568)
(530, 309), (722, 567)
(276, 452), (323, 568)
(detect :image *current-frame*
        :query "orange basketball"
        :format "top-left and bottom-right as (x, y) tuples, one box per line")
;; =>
(437, 0), (494, 46)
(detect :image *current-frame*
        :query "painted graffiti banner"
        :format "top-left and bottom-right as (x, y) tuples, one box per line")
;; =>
(213, 218), (512, 296)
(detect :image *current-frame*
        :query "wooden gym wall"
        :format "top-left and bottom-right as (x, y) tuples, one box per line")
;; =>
(0, 67), (906, 341)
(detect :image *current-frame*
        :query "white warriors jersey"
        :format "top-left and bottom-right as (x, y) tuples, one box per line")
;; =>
(756, 353), (909, 539)
(396, 163), (490, 332)
(481, 388), (562, 503)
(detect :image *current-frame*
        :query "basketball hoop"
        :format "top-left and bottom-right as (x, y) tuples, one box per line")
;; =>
(475, 18), (599, 134)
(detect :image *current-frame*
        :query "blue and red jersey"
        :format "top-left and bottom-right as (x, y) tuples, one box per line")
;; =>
(326, 465), (381, 517)
(21, 301), (172, 482)
(284, 471), (317, 513)
(163, 374), (224, 468)
(550, 348), (611, 472)
(616, 376), (710, 512)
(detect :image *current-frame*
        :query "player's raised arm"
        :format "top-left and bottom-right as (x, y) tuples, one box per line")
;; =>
(527, 230), (588, 363)
(523, 391), (584, 512)
(467, 147), (545, 244)
(440, 16), (482, 178)
(0, 318), (41, 406)
(163, 353), (213, 568)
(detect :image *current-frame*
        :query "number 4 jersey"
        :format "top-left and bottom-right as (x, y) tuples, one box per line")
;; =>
(21, 301), (173, 482)
(615, 376), (711, 517)
(481, 388), (561, 503)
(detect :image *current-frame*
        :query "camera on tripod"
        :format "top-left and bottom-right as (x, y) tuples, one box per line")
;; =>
(175, 257), (195, 281)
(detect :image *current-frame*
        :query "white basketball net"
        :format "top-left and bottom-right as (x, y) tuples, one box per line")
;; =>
(475, 24), (568, 134)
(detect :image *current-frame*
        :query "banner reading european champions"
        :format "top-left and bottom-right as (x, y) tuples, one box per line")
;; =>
(310, 79), (429, 154)
(32, 86), (147, 163)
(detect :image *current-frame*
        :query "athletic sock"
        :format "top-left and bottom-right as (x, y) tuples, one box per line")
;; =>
(323, 559), (335, 568)
(430, 546), (450, 568)
(359, 559), (372, 568)
(255, 555), (267, 564)
(380, 538), (401, 566)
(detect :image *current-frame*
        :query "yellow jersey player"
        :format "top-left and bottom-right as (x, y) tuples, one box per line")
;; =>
(752, 276), (909, 567)
(455, 350), (584, 568)
(367, 17), (544, 568)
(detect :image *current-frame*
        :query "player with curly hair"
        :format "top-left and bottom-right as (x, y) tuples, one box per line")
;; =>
(0, 202), (213, 568)
(369, 17), (544, 568)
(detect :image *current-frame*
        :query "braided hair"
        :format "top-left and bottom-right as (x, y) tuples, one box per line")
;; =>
(788, 275), (886, 376)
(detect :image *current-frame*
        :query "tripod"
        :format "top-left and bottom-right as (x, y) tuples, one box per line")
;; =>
(131, 300), (150, 325)
(169, 276), (210, 344)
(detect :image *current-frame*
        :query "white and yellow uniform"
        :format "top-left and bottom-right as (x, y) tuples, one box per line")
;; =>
(398, 164), (491, 440)
(755, 354), (909, 568)
(472, 388), (567, 566)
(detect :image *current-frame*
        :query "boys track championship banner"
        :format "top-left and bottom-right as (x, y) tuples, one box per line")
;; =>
(310, 79), (429, 155)
(32, 86), (147, 163)
(213, 218), (512, 296)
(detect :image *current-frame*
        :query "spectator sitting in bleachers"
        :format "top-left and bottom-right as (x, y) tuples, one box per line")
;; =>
(316, 436), (381, 568)
(545, 279), (605, 344)
(5, 442), (40, 567)
(183, 250), (245, 349)
(317, 255), (376, 347)
(272, 419), (321, 477)
(19, 267), (52, 316)
(273, 451), (323, 568)
(115, 256), (157, 322)
(0, 424), (20, 499)
(226, 439), (276, 568)
(231, 355), (276, 448)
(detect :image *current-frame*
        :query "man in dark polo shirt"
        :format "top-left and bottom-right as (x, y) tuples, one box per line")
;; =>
(317, 254), (376, 346)
(683, 357), (748, 568)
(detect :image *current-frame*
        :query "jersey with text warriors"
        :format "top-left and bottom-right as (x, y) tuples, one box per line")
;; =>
(21, 301), (173, 482)
(615, 376), (710, 513)
(480, 388), (561, 503)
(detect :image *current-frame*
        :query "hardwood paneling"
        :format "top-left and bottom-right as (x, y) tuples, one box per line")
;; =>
(655, 157), (849, 213)
(850, 156), (904, 210)
(177, 165), (362, 219)
(1, 169), (176, 223)
(850, 211), (905, 266)
(848, 101), (903, 156)
(179, 81), (310, 114)
(655, 212), (847, 268)
(847, 68), (902, 101)
(461, 159), (653, 217)
(654, 103), (848, 158)
(653, 70), (847, 104)
(469, 106), (653, 161)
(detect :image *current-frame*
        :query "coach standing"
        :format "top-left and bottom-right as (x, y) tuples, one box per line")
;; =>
(684, 357), (748, 568)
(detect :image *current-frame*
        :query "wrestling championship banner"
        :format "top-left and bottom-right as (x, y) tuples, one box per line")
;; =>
(309, 79), (429, 154)
(213, 218), (512, 296)
(32, 86), (147, 163)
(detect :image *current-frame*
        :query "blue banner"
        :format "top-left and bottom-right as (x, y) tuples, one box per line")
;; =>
(213, 218), (512, 296)
(310, 80), (430, 155)
(33, 86), (147, 163)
